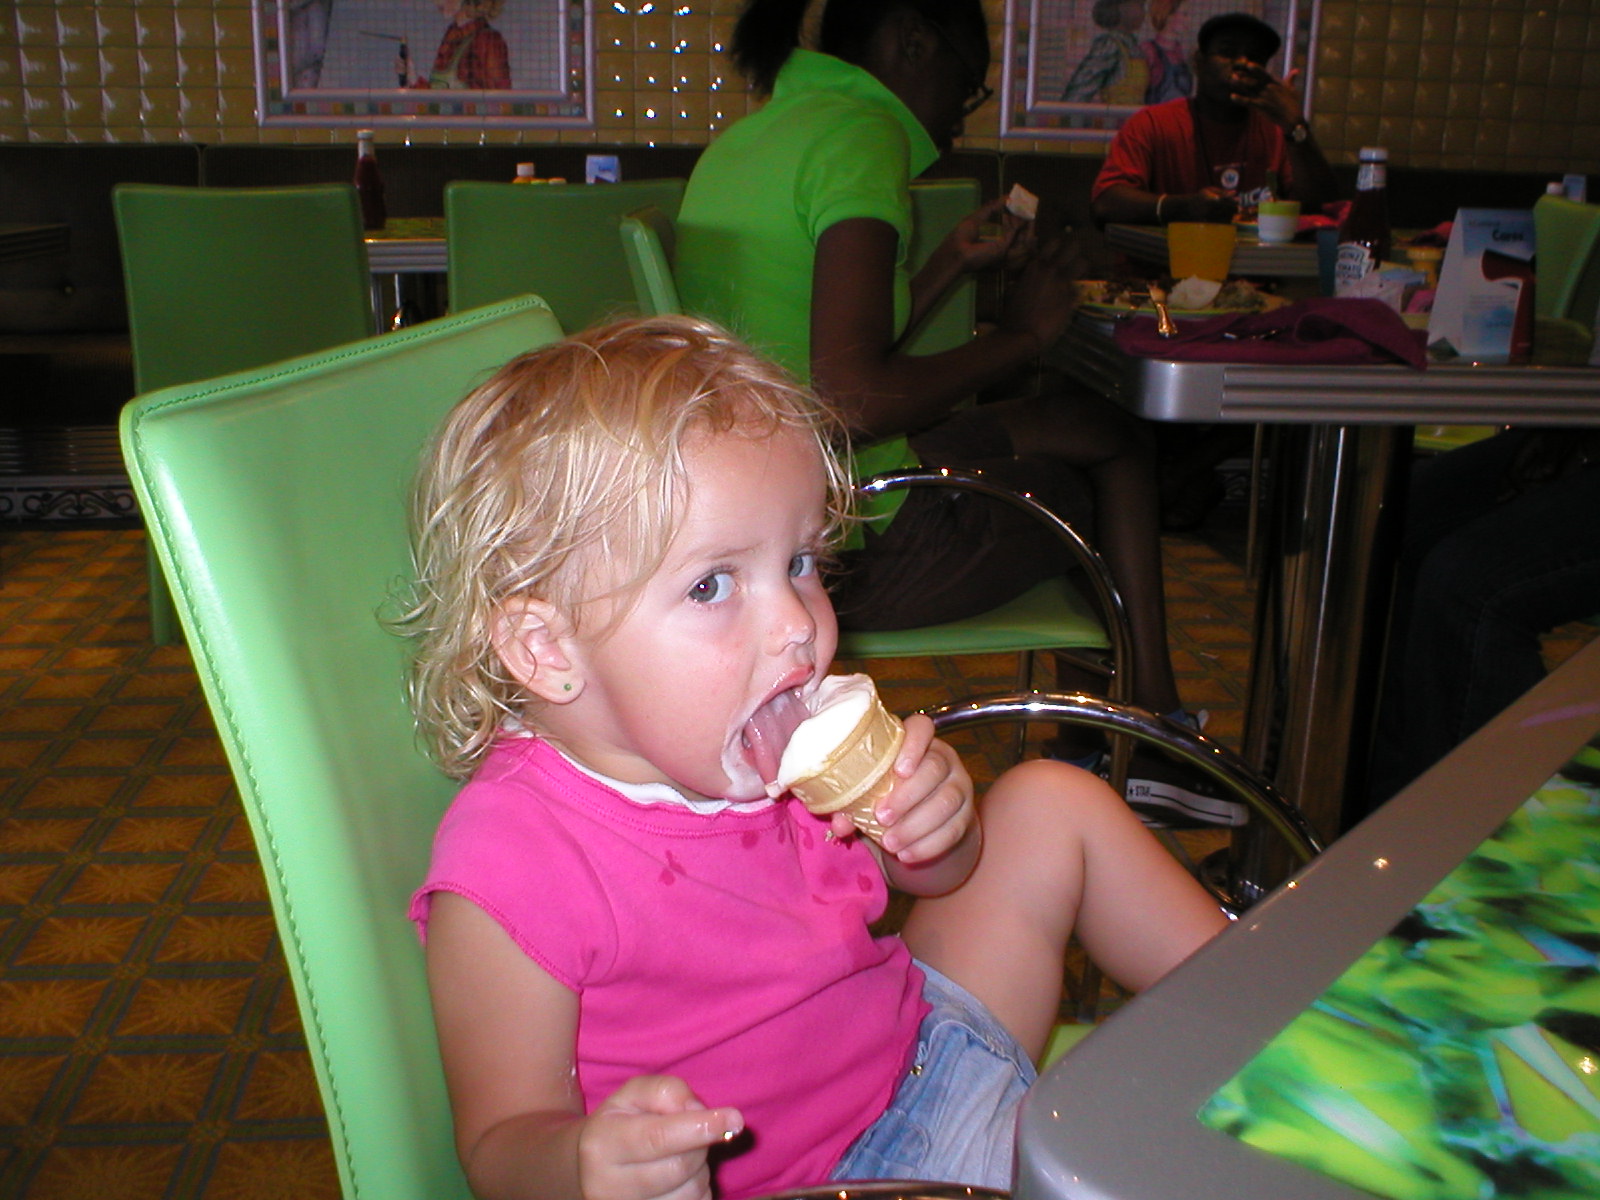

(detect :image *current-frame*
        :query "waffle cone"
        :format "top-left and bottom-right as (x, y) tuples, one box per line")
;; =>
(787, 692), (904, 841)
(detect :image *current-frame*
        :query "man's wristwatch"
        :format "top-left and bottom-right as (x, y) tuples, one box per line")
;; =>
(1287, 120), (1311, 145)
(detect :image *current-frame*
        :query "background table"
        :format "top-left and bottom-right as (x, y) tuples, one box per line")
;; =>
(1052, 318), (1600, 866)
(363, 217), (446, 331)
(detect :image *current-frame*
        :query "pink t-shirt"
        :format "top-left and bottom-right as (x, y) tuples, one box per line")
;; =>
(410, 736), (927, 1200)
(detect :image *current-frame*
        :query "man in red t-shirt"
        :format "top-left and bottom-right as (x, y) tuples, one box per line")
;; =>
(1091, 12), (1335, 226)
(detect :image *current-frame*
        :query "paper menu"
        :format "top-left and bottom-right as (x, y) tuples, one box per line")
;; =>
(1426, 209), (1536, 363)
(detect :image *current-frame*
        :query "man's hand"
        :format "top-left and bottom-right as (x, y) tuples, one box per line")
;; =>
(1228, 61), (1305, 131)
(1175, 187), (1239, 223)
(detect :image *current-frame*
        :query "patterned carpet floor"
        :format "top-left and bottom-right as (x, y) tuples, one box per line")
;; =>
(1, 518), (1589, 1198)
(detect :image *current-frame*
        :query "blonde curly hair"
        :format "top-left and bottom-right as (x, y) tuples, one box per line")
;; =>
(398, 315), (853, 779)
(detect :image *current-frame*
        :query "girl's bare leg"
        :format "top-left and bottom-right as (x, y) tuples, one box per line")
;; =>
(898, 758), (1227, 1060)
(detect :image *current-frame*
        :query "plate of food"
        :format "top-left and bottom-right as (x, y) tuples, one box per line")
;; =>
(1077, 278), (1288, 319)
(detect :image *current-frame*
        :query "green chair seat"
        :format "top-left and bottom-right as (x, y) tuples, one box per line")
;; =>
(839, 576), (1107, 659)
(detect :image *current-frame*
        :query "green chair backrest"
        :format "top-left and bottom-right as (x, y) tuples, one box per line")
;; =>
(446, 178), (686, 330)
(113, 183), (375, 393)
(119, 297), (566, 1200)
(621, 205), (682, 318)
(113, 182), (379, 645)
(904, 178), (981, 355)
(1534, 193), (1600, 323)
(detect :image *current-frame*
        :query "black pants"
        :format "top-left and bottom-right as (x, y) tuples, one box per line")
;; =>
(831, 405), (1096, 632)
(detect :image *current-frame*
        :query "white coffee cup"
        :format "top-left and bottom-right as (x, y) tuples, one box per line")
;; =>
(1257, 200), (1301, 244)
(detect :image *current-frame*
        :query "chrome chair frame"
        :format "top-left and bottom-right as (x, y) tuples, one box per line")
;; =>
(856, 468), (1135, 785)
(927, 691), (1322, 912)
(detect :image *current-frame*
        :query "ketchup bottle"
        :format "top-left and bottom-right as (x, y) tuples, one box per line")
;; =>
(354, 128), (387, 232)
(1334, 147), (1390, 296)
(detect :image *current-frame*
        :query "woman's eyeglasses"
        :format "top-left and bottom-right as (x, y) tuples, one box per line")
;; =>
(929, 21), (994, 118)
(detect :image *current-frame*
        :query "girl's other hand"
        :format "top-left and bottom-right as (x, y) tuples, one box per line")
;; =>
(946, 196), (1025, 275)
(999, 230), (1088, 349)
(867, 714), (974, 864)
(579, 1076), (744, 1200)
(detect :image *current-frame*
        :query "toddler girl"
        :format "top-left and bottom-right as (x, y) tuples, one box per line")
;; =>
(401, 315), (1226, 1200)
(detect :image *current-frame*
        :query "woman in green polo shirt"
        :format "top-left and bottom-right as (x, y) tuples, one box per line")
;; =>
(675, 0), (1241, 828)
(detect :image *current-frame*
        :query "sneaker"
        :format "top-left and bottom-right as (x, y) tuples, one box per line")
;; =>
(1124, 756), (1249, 829)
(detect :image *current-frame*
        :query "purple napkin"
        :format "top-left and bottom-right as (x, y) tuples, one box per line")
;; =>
(1114, 297), (1428, 368)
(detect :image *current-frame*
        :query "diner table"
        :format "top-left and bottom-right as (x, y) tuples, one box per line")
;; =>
(363, 217), (446, 331)
(1050, 314), (1600, 881)
(1013, 636), (1600, 1200)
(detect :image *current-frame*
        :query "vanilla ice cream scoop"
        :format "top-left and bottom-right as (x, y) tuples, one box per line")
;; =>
(775, 674), (904, 841)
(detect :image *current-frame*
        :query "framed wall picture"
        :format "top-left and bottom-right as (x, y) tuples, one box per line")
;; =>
(253, 0), (593, 128)
(1001, 0), (1318, 141)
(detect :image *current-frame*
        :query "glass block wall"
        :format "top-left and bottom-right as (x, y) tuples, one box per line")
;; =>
(1, 0), (1597, 175)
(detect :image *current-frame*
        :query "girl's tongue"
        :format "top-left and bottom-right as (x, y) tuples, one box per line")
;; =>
(741, 689), (811, 784)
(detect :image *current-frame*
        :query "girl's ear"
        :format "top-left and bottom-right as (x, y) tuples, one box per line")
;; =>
(491, 598), (586, 704)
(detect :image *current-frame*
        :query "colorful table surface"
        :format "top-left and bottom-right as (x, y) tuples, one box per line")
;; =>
(1013, 638), (1600, 1200)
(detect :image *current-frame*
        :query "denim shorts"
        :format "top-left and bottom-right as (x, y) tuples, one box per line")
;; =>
(830, 963), (1037, 1190)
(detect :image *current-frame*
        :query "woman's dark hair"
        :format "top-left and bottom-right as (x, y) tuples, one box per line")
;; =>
(732, 0), (988, 96)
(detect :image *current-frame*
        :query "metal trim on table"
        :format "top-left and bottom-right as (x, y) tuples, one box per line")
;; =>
(363, 238), (447, 274)
(1049, 316), (1600, 859)
(1053, 318), (1600, 425)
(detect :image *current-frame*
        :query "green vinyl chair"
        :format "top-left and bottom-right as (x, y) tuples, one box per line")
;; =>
(621, 203), (681, 318)
(113, 183), (376, 644)
(901, 178), (980, 356)
(1534, 193), (1600, 323)
(119, 296), (566, 1200)
(621, 188), (1128, 710)
(445, 177), (686, 331)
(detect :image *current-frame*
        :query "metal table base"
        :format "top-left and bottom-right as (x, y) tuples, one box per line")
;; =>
(1052, 319), (1600, 870)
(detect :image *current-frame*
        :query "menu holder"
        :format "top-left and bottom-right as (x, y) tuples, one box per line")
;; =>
(1427, 209), (1536, 363)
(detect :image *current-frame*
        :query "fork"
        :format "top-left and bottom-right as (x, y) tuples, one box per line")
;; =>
(1147, 281), (1178, 338)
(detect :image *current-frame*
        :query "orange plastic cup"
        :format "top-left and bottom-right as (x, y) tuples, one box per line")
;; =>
(1167, 222), (1237, 281)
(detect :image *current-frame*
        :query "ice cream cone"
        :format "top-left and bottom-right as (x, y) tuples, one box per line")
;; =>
(778, 676), (904, 841)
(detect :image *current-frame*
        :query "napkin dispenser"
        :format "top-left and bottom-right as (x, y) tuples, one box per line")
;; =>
(1426, 209), (1536, 363)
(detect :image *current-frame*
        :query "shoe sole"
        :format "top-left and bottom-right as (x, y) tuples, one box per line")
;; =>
(1126, 779), (1249, 829)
